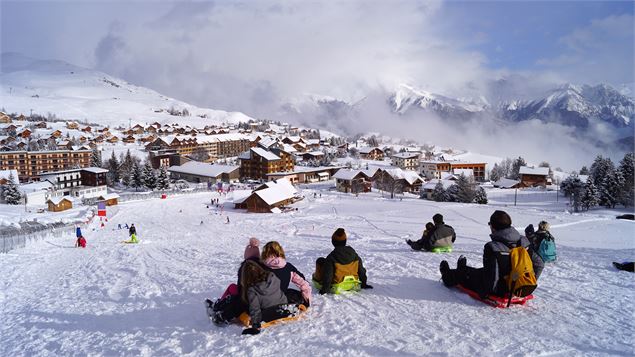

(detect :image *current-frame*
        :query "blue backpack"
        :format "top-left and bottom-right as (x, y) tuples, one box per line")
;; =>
(538, 233), (557, 262)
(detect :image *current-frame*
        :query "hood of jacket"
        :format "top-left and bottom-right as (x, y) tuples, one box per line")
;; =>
(251, 272), (281, 295)
(263, 256), (287, 269)
(490, 226), (525, 246)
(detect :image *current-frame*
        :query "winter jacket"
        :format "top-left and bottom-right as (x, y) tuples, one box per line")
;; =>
(531, 230), (554, 253)
(76, 237), (86, 248)
(262, 257), (312, 305)
(237, 257), (263, 286)
(481, 227), (544, 297)
(129, 226), (136, 236)
(321, 246), (368, 293)
(429, 223), (456, 248)
(246, 272), (288, 325)
(76, 227), (82, 238)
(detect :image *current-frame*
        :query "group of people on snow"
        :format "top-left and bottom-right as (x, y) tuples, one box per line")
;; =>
(207, 227), (371, 335)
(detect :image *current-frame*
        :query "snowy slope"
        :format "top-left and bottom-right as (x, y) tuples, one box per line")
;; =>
(0, 53), (253, 127)
(1, 189), (633, 356)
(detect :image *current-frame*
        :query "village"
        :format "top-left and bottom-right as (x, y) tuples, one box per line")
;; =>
(0, 109), (579, 219)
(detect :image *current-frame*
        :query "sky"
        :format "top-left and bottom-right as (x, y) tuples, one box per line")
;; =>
(1, 0), (634, 168)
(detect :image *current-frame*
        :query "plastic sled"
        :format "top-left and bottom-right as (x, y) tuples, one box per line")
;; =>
(312, 275), (361, 294)
(122, 234), (139, 244)
(456, 285), (533, 308)
(431, 246), (453, 253)
(238, 304), (307, 328)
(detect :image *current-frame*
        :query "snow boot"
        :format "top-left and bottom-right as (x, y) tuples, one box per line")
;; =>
(212, 311), (230, 325)
(212, 296), (232, 312)
(440, 260), (457, 287)
(457, 255), (467, 273)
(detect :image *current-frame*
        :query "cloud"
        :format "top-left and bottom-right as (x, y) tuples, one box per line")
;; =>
(536, 14), (634, 85)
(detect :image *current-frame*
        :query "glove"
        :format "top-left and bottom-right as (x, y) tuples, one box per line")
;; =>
(361, 283), (374, 289)
(242, 327), (261, 335)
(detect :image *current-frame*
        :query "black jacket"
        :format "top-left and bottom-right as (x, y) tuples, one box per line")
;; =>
(429, 223), (456, 247)
(322, 245), (368, 293)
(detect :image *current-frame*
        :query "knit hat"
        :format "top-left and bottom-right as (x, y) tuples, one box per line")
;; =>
(331, 228), (347, 247)
(489, 210), (512, 231)
(244, 237), (260, 260)
(433, 214), (444, 225)
(538, 221), (550, 232)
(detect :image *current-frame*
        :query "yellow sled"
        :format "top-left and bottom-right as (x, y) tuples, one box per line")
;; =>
(238, 304), (307, 328)
(312, 275), (361, 294)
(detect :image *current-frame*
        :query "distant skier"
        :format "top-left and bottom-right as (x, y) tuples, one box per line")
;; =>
(75, 235), (86, 248)
(76, 225), (82, 238)
(129, 224), (136, 237)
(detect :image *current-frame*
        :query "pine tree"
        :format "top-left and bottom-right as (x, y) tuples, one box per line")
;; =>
(3, 174), (22, 205)
(474, 186), (488, 204)
(156, 166), (170, 190)
(489, 163), (503, 182)
(510, 156), (527, 180)
(142, 162), (157, 190)
(581, 177), (598, 211)
(131, 162), (144, 191)
(618, 152), (634, 207)
(107, 151), (120, 186)
(598, 169), (617, 208)
(90, 148), (102, 168)
(446, 184), (460, 202)
(455, 174), (475, 203)
(579, 166), (589, 175)
(120, 150), (134, 187)
(431, 181), (448, 202)
(590, 155), (614, 187)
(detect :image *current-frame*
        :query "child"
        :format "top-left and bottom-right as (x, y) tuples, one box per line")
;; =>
(313, 228), (372, 294)
(75, 236), (86, 248)
(206, 238), (261, 325)
(406, 222), (435, 251)
(239, 260), (292, 335)
(261, 241), (312, 307)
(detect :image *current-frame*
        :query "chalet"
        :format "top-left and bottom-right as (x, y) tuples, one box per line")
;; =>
(106, 136), (119, 143)
(234, 178), (299, 213)
(35, 121), (48, 129)
(519, 166), (550, 187)
(57, 140), (73, 150)
(301, 151), (325, 162)
(49, 130), (62, 139)
(81, 126), (92, 133)
(239, 147), (294, 180)
(145, 125), (157, 134)
(0, 112), (11, 123)
(47, 196), (73, 212)
(282, 136), (305, 145)
(358, 147), (384, 161)
(16, 142), (27, 150)
(266, 166), (340, 184)
(378, 168), (424, 194)
(333, 169), (371, 193)
(168, 162), (240, 183)
(139, 135), (156, 143)
(93, 135), (105, 143)
(449, 162), (487, 182)
(292, 142), (307, 153)
(421, 161), (487, 182)
(391, 152), (420, 171)
(131, 124), (145, 134)
(66, 122), (79, 129)
(97, 193), (120, 206)
(17, 128), (32, 139)
(122, 135), (136, 144)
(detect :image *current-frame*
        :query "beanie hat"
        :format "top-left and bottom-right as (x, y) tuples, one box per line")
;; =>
(525, 224), (535, 236)
(244, 237), (260, 260)
(538, 221), (550, 232)
(433, 214), (444, 225)
(489, 210), (512, 231)
(331, 228), (347, 247)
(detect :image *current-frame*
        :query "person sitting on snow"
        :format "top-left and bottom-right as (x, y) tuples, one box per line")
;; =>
(407, 222), (435, 251)
(408, 214), (455, 251)
(260, 241), (312, 307)
(75, 236), (86, 248)
(439, 210), (544, 298)
(313, 228), (372, 294)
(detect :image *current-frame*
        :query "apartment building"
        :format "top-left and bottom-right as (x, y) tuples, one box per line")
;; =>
(0, 149), (92, 182)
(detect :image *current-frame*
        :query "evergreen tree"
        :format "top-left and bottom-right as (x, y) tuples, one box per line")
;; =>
(445, 184), (460, 202)
(589, 155), (614, 187)
(455, 174), (475, 203)
(581, 177), (598, 211)
(3, 174), (22, 205)
(90, 148), (102, 168)
(579, 166), (590, 175)
(618, 152), (634, 207)
(598, 169), (617, 208)
(131, 162), (144, 191)
(489, 163), (503, 182)
(473, 186), (488, 204)
(431, 181), (448, 202)
(142, 162), (157, 190)
(562, 175), (584, 211)
(156, 166), (170, 190)
(120, 150), (134, 187)
(107, 151), (120, 186)
(510, 156), (527, 180)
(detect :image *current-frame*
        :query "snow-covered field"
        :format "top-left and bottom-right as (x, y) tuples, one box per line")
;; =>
(1, 189), (634, 356)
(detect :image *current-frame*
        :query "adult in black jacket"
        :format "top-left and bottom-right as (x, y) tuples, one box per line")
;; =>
(128, 224), (136, 237)
(440, 210), (544, 297)
(314, 228), (372, 294)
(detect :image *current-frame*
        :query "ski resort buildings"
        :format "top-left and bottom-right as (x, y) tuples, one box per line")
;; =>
(0, 149), (92, 182)
(421, 160), (487, 182)
(519, 166), (551, 187)
(238, 147), (294, 180)
(145, 134), (250, 162)
(167, 162), (240, 184)
(391, 152), (420, 171)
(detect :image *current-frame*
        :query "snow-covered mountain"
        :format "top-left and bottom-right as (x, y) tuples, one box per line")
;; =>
(0, 53), (253, 127)
(389, 84), (488, 118)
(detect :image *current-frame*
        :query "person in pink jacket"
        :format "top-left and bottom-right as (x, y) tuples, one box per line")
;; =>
(260, 241), (312, 307)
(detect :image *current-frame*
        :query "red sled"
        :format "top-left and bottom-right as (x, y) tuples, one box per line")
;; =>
(456, 285), (533, 308)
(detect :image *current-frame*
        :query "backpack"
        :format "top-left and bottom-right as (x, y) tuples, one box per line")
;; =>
(538, 234), (557, 262)
(504, 240), (537, 306)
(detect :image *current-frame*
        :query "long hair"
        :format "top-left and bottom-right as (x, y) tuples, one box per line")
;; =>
(240, 260), (269, 303)
(261, 241), (285, 260)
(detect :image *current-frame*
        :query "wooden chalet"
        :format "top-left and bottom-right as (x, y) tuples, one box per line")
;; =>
(47, 197), (73, 212)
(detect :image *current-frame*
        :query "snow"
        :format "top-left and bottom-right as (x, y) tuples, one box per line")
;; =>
(0, 189), (634, 356)
(250, 147), (281, 161)
(333, 169), (367, 181)
(82, 167), (109, 174)
(168, 162), (239, 178)
(519, 166), (550, 176)
(0, 169), (19, 183)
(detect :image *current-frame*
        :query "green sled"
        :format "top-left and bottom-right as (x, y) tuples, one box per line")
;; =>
(431, 246), (453, 253)
(313, 275), (361, 294)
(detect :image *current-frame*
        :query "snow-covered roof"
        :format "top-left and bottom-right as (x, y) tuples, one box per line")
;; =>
(422, 179), (456, 190)
(358, 147), (382, 154)
(19, 181), (53, 193)
(82, 167), (109, 174)
(98, 193), (120, 200)
(304, 151), (324, 156)
(333, 169), (367, 181)
(383, 168), (423, 185)
(493, 178), (520, 188)
(47, 196), (73, 205)
(231, 190), (252, 204)
(392, 152), (419, 159)
(0, 169), (19, 183)
(251, 147), (281, 161)
(261, 178), (298, 197)
(168, 162), (239, 177)
(258, 137), (279, 148)
(440, 172), (458, 180)
(519, 166), (549, 176)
